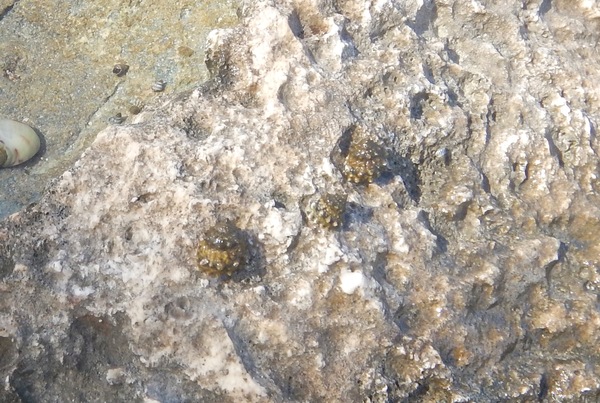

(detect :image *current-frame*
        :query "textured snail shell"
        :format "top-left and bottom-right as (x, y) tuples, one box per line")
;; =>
(112, 63), (129, 77)
(151, 79), (166, 92)
(0, 119), (41, 167)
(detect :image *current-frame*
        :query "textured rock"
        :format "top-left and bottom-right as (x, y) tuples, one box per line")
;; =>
(2, 0), (600, 401)
(0, 0), (239, 217)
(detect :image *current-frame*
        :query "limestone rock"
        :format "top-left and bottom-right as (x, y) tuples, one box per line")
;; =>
(1, 0), (600, 401)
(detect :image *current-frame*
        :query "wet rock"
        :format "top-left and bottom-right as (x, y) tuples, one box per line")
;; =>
(0, 0), (240, 218)
(1, 0), (600, 401)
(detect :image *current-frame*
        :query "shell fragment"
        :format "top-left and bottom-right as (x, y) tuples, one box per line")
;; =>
(0, 119), (41, 167)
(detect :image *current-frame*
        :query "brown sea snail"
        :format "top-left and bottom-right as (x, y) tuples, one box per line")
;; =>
(343, 135), (387, 185)
(331, 125), (389, 185)
(0, 119), (41, 167)
(309, 193), (347, 230)
(196, 221), (250, 276)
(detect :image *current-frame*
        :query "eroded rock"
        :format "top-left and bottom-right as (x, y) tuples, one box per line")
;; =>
(1, 0), (600, 401)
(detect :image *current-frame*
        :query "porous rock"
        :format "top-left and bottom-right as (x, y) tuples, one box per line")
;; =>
(1, 0), (600, 401)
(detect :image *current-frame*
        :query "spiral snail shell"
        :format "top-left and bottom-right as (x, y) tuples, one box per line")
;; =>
(151, 79), (166, 92)
(0, 119), (41, 167)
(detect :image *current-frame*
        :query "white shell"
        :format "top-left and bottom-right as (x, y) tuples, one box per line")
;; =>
(0, 119), (41, 167)
(151, 79), (166, 92)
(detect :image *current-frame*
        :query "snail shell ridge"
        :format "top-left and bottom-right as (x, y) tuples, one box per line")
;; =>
(0, 119), (41, 167)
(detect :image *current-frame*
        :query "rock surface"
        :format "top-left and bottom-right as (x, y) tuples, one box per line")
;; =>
(2, 0), (600, 401)
(0, 0), (239, 217)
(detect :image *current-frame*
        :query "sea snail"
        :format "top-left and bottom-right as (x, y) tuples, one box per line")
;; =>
(341, 127), (387, 185)
(151, 79), (166, 92)
(309, 192), (347, 230)
(196, 220), (250, 277)
(0, 119), (41, 167)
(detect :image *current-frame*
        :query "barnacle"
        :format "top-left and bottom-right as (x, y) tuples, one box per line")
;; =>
(309, 192), (347, 230)
(128, 99), (144, 115)
(196, 220), (250, 276)
(332, 125), (388, 185)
